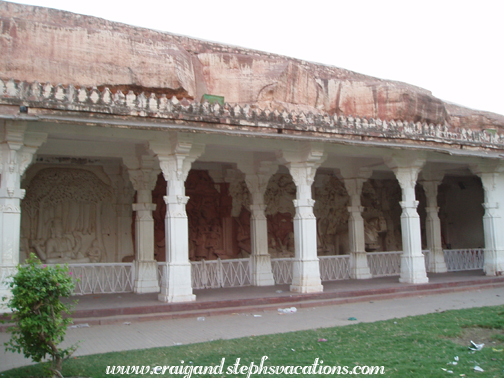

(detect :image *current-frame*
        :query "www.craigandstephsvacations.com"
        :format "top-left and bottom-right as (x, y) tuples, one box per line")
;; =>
(105, 356), (386, 376)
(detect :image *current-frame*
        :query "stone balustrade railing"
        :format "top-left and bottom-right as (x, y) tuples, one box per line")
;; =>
(1, 78), (504, 149)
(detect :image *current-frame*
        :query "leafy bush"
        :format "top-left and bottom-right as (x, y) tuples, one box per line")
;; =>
(2, 253), (78, 377)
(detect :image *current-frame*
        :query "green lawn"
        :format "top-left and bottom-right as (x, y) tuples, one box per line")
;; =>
(3, 305), (504, 377)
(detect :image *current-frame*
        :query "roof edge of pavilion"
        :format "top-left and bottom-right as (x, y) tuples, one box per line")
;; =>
(1, 78), (504, 158)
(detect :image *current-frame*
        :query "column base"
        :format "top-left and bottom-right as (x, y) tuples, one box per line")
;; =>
(158, 262), (196, 303)
(428, 248), (447, 273)
(399, 254), (429, 284)
(133, 260), (160, 294)
(350, 251), (372, 279)
(251, 254), (275, 286)
(290, 259), (323, 293)
(158, 292), (196, 303)
(484, 249), (504, 276)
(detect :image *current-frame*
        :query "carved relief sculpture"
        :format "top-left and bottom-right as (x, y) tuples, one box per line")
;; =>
(264, 173), (296, 257)
(152, 170), (249, 261)
(313, 175), (349, 255)
(21, 167), (113, 263)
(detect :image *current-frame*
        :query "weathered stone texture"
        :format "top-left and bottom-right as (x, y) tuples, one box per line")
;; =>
(1, 1), (503, 130)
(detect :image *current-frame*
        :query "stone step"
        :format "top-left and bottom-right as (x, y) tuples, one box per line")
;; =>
(71, 276), (504, 319)
(67, 277), (504, 326)
(2, 276), (503, 331)
(65, 280), (504, 327)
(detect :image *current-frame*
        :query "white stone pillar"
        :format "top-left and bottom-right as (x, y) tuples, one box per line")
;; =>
(419, 171), (447, 273)
(0, 121), (47, 311)
(386, 155), (428, 284)
(238, 160), (278, 286)
(278, 143), (326, 293)
(341, 167), (372, 279)
(125, 155), (160, 294)
(150, 133), (205, 303)
(471, 163), (504, 276)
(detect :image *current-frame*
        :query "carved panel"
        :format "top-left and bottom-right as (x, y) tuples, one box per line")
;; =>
(314, 175), (349, 255)
(21, 167), (114, 263)
(152, 170), (249, 261)
(150, 170), (404, 260)
(264, 173), (296, 257)
(312, 176), (403, 255)
(361, 179), (403, 252)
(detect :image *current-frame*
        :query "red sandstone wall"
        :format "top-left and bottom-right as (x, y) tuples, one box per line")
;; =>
(1, 1), (503, 129)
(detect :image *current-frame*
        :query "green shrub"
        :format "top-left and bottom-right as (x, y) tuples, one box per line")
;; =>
(2, 253), (78, 378)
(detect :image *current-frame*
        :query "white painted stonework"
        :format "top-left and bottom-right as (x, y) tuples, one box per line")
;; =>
(278, 143), (326, 293)
(0, 122), (47, 309)
(341, 166), (373, 279)
(1, 75), (504, 310)
(126, 154), (161, 294)
(471, 162), (504, 276)
(151, 134), (205, 302)
(239, 159), (278, 286)
(386, 155), (428, 284)
(420, 171), (447, 273)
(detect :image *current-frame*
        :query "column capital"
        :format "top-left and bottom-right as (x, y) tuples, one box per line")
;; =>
(124, 153), (160, 192)
(238, 159), (278, 200)
(19, 132), (48, 176)
(385, 154), (425, 190)
(277, 143), (326, 188)
(338, 164), (373, 181)
(419, 178), (441, 208)
(150, 133), (205, 183)
(127, 168), (159, 192)
(470, 161), (504, 207)
(342, 177), (368, 199)
(469, 160), (504, 177)
(419, 168), (444, 184)
(340, 167), (371, 209)
(1, 124), (47, 200)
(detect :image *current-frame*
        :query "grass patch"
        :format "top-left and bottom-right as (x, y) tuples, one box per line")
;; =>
(3, 305), (504, 377)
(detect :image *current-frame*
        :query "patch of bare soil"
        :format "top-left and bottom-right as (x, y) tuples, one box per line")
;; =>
(450, 327), (504, 348)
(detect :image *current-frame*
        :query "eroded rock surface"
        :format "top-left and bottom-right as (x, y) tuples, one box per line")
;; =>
(1, 1), (502, 129)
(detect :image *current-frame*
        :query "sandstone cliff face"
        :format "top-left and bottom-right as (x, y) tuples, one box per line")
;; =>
(1, 1), (503, 130)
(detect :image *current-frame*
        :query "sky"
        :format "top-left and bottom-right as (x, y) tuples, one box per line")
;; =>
(12, 0), (504, 116)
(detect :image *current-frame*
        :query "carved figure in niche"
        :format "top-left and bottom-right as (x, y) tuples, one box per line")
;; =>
(365, 217), (382, 251)
(361, 179), (402, 252)
(86, 239), (103, 263)
(264, 173), (296, 257)
(267, 212), (294, 257)
(32, 218), (90, 263)
(188, 194), (224, 260)
(22, 167), (113, 263)
(314, 175), (349, 255)
(152, 170), (243, 261)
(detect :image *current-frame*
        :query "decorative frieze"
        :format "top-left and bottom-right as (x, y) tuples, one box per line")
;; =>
(2, 78), (504, 150)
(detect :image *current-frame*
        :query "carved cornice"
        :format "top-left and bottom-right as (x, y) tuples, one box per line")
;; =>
(2, 78), (504, 151)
